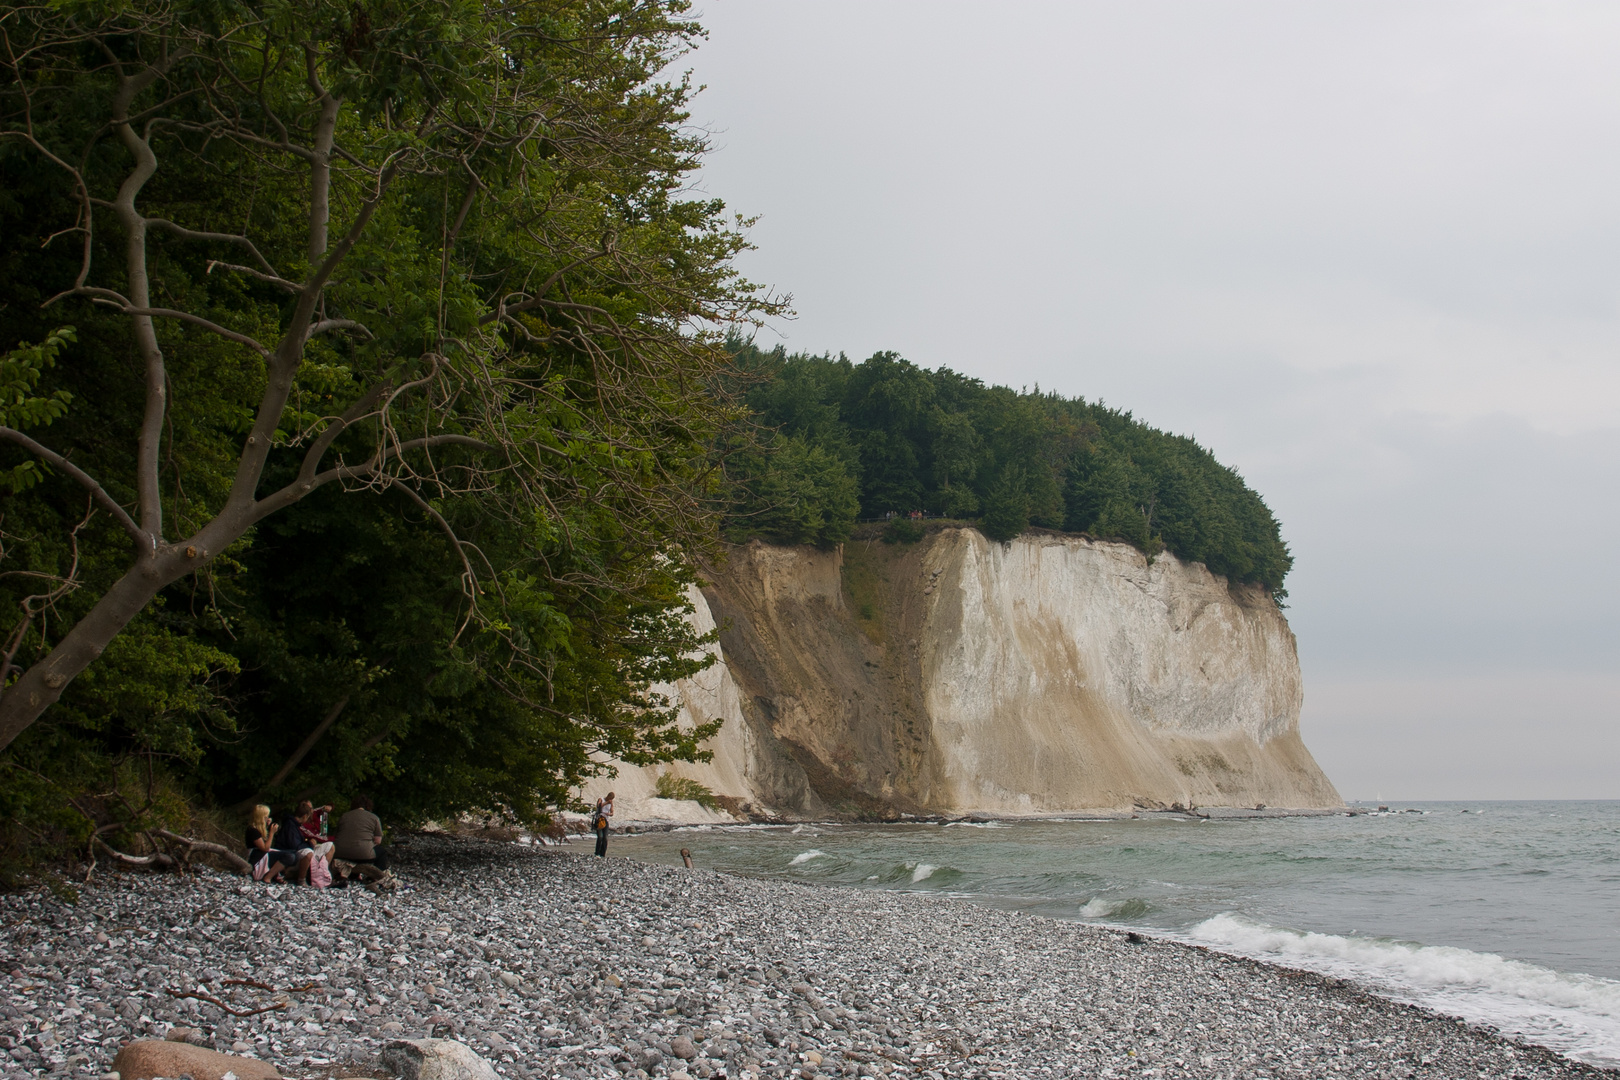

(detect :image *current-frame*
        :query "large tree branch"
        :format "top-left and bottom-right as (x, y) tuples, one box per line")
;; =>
(0, 428), (145, 545)
(291, 381), (390, 481)
(111, 111), (166, 543)
(304, 51), (341, 264)
(249, 433), (495, 523)
(222, 164), (399, 516)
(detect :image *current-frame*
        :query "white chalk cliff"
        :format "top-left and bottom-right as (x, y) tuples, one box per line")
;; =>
(584, 528), (1341, 821)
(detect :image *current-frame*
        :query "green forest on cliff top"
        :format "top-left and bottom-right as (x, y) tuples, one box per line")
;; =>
(0, 0), (1286, 871)
(723, 341), (1292, 594)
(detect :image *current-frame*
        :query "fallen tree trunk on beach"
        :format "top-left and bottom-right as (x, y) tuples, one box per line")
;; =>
(91, 831), (251, 876)
(92, 836), (176, 870)
(154, 829), (252, 875)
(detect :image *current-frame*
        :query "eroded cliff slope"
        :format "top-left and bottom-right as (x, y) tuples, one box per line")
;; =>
(584, 528), (1341, 820)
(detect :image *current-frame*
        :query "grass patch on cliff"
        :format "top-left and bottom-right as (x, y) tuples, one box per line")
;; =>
(655, 773), (720, 810)
(842, 539), (889, 644)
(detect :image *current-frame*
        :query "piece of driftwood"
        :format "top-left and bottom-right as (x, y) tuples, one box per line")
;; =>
(93, 830), (251, 876)
(153, 828), (252, 874)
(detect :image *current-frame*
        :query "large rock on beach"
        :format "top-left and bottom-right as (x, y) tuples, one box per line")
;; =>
(111, 1040), (280, 1080)
(379, 1038), (499, 1080)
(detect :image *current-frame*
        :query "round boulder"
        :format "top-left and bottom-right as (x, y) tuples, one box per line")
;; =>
(380, 1039), (500, 1080)
(111, 1040), (280, 1080)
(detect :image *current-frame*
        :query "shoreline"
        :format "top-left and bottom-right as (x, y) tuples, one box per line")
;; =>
(574, 805), (1354, 835)
(0, 834), (1601, 1080)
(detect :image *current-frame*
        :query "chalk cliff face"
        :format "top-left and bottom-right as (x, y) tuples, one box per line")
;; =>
(584, 528), (1341, 821)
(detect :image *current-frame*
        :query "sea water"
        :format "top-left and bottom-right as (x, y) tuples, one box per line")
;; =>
(604, 801), (1620, 1067)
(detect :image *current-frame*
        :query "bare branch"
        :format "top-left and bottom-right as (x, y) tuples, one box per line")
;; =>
(144, 216), (280, 275)
(90, 300), (272, 357)
(0, 429), (145, 545)
(250, 433), (495, 523)
(152, 828), (252, 875)
(308, 318), (372, 339)
(389, 480), (482, 638)
(93, 835), (175, 869)
(206, 260), (300, 292)
(479, 249), (612, 327)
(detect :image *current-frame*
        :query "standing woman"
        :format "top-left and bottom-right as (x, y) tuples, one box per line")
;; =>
(593, 792), (615, 857)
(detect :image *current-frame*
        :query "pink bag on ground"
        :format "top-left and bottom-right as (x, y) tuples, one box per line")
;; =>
(309, 856), (331, 889)
(311, 854), (333, 893)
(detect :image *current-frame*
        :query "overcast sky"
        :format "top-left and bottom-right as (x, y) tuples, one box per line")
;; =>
(681, 1), (1620, 800)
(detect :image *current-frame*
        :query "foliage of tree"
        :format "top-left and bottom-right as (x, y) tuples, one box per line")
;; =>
(725, 342), (1292, 594)
(0, 0), (775, 858)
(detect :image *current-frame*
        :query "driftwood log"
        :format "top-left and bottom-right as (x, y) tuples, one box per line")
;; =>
(92, 829), (251, 876)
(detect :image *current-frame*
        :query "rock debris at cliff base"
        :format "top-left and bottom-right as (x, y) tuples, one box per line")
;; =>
(0, 835), (1596, 1080)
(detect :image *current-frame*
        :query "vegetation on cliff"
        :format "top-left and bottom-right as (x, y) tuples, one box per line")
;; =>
(0, 0), (772, 866)
(725, 344), (1293, 594)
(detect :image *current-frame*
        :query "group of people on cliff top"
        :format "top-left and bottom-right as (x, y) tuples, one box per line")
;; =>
(244, 796), (393, 889)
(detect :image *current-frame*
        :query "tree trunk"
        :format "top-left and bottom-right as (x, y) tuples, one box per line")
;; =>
(0, 551), (190, 751)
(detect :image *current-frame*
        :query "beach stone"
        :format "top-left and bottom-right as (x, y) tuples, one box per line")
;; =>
(164, 1027), (209, 1046)
(669, 1036), (698, 1060)
(110, 1041), (279, 1080)
(380, 1039), (500, 1080)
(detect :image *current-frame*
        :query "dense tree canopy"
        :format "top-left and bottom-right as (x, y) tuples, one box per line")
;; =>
(0, 0), (773, 860)
(725, 343), (1293, 594)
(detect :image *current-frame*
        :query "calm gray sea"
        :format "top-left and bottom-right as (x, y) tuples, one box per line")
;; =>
(599, 801), (1620, 1067)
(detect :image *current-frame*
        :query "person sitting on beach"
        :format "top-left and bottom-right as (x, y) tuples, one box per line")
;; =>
(245, 804), (298, 883)
(298, 801), (334, 845)
(294, 799), (336, 866)
(593, 792), (614, 857)
(334, 795), (390, 878)
(272, 803), (328, 885)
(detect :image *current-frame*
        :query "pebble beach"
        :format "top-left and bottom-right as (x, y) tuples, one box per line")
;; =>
(0, 834), (1602, 1080)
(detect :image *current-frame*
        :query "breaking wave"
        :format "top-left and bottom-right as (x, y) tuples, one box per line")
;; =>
(1078, 896), (1152, 920)
(1184, 913), (1620, 1067)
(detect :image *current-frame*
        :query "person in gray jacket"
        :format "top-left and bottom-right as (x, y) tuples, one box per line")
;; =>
(335, 795), (389, 875)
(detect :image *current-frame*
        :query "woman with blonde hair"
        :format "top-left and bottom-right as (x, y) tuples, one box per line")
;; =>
(245, 804), (299, 883)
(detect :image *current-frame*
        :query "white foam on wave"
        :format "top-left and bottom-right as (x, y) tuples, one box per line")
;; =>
(1079, 897), (1121, 918)
(911, 863), (938, 883)
(789, 850), (824, 866)
(1185, 913), (1620, 1067)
